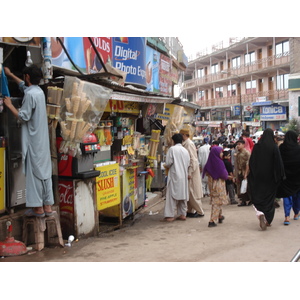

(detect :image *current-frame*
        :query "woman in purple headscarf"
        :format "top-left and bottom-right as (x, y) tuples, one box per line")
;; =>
(202, 146), (231, 227)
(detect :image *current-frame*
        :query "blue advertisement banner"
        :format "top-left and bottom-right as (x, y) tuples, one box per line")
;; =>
(145, 46), (160, 92)
(112, 37), (146, 88)
(260, 104), (286, 121)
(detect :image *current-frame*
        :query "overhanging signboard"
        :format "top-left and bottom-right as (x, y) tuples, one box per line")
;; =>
(260, 104), (286, 121)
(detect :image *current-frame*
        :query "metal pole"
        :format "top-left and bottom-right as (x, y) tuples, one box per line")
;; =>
(290, 249), (300, 262)
(240, 89), (243, 128)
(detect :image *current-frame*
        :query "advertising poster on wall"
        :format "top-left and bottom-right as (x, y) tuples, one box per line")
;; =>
(159, 54), (172, 95)
(83, 37), (112, 74)
(51, 37), (113, 74)
(145, 46), (160, 92)
(96, 163), (120, 211)
(112, 37), (146, 88)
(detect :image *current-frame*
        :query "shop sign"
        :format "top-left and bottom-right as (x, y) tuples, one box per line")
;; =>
(233, 105), (241, 116)
(159, 54), (172, 95)
(105, 99), (140, 114)
(112, 37), (146, 88)
(96, 163), (120, 210)
(0, 37), (41, 47)
(260, 104), (286, 121)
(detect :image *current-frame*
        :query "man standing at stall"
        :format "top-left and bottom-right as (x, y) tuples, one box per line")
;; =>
(180, 128), (205, 218)
(3, 66), (54, 217)
(161, 133), (190, 222)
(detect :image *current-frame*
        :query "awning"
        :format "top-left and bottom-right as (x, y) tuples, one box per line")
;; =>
(171, 99), (201, 111)
(111, 92), (174, 104)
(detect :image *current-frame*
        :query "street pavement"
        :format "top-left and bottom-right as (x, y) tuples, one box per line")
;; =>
(1, 194), (300, 262)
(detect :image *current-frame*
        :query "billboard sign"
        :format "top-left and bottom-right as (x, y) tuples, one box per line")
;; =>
(112, 37), (146, 88)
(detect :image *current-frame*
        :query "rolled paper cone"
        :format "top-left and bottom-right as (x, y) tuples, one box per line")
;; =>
(81, 99), (91, 115)
(71, 82), (79, 97)
(57, 88), (63, 105)
(78, 81), (85, 95)
(55, 106), (61, 118)
(65, 98), (71, 112)
(75, 121), (83, 141)
(72, 96), (81, 117)
(70, 121), (77, 141)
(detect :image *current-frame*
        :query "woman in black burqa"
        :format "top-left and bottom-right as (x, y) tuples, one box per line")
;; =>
(248, 128), (285, 230)
(276, 130), (300, 224)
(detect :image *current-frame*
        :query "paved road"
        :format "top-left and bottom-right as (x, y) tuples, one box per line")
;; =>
(2, 196), (300, 262)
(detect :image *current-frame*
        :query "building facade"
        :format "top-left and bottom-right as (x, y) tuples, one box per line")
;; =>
(182, 37), (291, 137)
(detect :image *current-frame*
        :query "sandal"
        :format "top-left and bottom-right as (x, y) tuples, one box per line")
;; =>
(218, 215), (225, 223)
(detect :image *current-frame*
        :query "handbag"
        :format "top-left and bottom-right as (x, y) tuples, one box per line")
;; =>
(240, 179), (247, 194)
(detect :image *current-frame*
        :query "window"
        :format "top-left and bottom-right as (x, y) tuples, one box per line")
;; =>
(276, 40), (289, 57)
(198, 90), (205, 100)
(227, 84), (237, 96)
(246, 80), (256, 94)
(276, 74), (289, 90)
(245, 51), (256, 65)
(211, 63), (218, 74)
(232, 56), (240, 69)
(216, 87), (223, 98)
(197, 68), (204, 78)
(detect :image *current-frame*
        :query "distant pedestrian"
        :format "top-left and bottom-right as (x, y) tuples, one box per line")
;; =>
(202, 146), (231, 227)
(161, 134), (190, 222)
(223, 150), (237, 204)
(198, 137), (210, 197)
(248, 128), (285, 230)
(276, 130), (300, 225)
(234, 139), (251, 206)
(180, 128), (205, 218)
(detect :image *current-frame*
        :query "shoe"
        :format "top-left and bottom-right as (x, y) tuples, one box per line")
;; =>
(238, 202), (247, 207)
(218, 215), (225, 223)
(294, 214), (300, 220)
(231, 201), (238, 205)
(24, 208), (45, 218)
(259, 215), (267, 231)
(187, 212), (204, 218)
(284, 221), (290, 225)
(208, 222), (217, 227)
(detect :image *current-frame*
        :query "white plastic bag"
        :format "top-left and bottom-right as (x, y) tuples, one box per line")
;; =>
(240, 179), (248, 194)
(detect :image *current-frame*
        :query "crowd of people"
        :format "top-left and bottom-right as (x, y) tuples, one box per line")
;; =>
(161, 128), (300, 231)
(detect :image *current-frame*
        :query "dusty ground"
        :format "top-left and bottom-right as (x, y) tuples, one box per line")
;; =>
(1, 196), (300, 262)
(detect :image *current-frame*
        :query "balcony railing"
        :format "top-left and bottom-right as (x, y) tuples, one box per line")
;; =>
(184, 52), (290, 90)
(196, 89), (289, 108)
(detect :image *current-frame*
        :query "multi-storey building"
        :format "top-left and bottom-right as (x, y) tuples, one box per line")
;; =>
(182, 37), (291, 137)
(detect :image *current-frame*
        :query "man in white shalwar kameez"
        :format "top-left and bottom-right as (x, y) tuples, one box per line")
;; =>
(4, 66), (54, 217)
(198, 137), (211, 196)
(162, 134), (190, 222)
(180, 128), (205, 218)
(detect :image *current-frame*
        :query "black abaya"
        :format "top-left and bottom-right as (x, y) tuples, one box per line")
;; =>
(248, 128), (285, 224)
(276, 130), (300, 198)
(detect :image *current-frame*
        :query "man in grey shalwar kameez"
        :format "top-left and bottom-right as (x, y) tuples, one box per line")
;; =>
(161, 134), (190, 222)
(4, 66), (54, 217)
